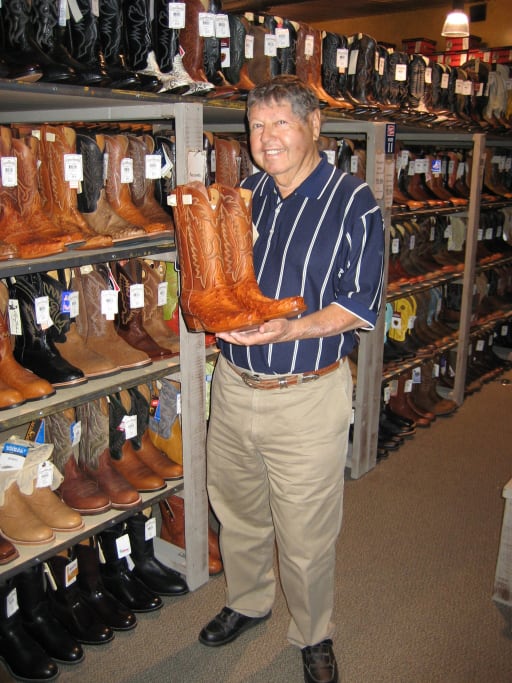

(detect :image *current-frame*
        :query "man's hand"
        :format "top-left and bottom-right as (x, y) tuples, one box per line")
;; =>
(216, 319), (290, 346)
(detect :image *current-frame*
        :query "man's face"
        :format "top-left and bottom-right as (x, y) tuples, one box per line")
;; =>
(247, 99), (320, 191)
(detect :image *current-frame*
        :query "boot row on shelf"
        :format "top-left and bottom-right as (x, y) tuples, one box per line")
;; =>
(0, 381), (182, 547)
(4, 2), (512, 131)
(0, 505), (207, 682)
(0, 124), (174, 261)
(0, 258), (179, 403)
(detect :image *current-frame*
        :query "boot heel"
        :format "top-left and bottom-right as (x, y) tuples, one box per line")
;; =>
(182, 312), (205, 332)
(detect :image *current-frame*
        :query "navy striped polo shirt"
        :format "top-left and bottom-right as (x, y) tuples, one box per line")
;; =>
(218, 154), (385, 375)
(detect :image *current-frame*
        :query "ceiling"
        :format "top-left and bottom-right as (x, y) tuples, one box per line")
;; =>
(222, 0), (454, 22)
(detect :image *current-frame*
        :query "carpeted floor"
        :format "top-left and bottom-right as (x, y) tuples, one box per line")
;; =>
(5, 370), (512, 683)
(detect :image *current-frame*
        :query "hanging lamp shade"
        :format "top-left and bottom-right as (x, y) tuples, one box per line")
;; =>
(441, 1), (470, 38)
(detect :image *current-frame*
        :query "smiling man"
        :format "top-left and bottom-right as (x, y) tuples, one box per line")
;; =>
(199, 75), (385, 683)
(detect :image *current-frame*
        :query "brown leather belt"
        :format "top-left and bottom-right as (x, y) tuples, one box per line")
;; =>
(228, 359), (342, 390)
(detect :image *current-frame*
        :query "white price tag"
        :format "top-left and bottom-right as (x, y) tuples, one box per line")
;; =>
(404, 379), (413, 393)
(71, 420), (82, 446)
(157, 281), (168, 306)
(145, 517), (157, 541)
(198, 12), (215, 37)
(7, 299), (22, 336)
(34, 296), (53, 329)
(476, 339), (485, 352)
(441, 73), (449, 89)
(304, 34), (314, 57)
(462, 80), (473, 96)
(100, 289), (118, 320)
(65, 559), (78, 587)
(120, 158), (134, 184)
(91, 0), (99, 17)
(275, 27), (290, 48)
(264, 33), (277, 57)
(215, 14), (230, 38)
(425, 67), (432, 84)
(350, 155), (358, 174)
(348, 48), (358, 75)
(1, 157), (17, 187)
(395, 64), (407, 81)
(391, 237), (400, 254)
(116, 533), (132, 559)
(6, 589), (18, 618)
(412, 366), (421, 383)
(64, 154), (83, 187)
(129, 283), (144, 309)
(36, 460), (54, 489)
(336, 48), (348, 70)
(433, 363), (440, 378)
(407, 315), (416, 330)
(383, 385), (391, 403)
(168, 2), (186, 29)
(122, 414), (138, 440)
(58, 0), (67, 26)
(245, 34), (254, 59)
(145, 154), (161, 179)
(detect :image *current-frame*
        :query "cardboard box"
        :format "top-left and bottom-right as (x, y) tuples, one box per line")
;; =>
(445, 35), (481, 51)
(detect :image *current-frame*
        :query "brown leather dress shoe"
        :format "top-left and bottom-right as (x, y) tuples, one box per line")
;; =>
(302, 639), (339, 683)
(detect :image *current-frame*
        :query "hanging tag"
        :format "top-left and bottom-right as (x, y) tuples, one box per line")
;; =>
(336, 48), (348, 70)
(34, 296), (53, 329)
(121, 158), (134, 184)
(304, 34), (314, 57)
(501, 325), (509, 336)
(145, 517), (157, 541)
(145, 154), (161, 179)
(264, 34), (277, 57)
(91, 0), (99, 16)
(65, 558), (79, 587)
(275, 27), (290, 48)
(157, 281), (168, 306)
(350, 155), (358, 174)
(36, 461), (54, 489)
(198, 12), (215, 37)
(412, 367), (422, 383)
(425, 67), (432, 84)
(245, 34), (254, 59)
(122, 414), (138, 440)
(129, 283), (144, 309)
(101, 289), (118, 320)
(441, 73), (449, 89)
(476, 339), (485, 352)
(116, 533), (132, 559)
(58, 0), (67, 26)
(7, 299), (22, 336)
(176, 391), (182, 415)
(64, 153), (83, 189)
(168, 2), (186, 29)
(215, 14), (230, 38)
(409, 234), (416, 250)
(383, 385), (391, 403)
(391, 313), (402, 329)
(71, 420), (81, 446)
(186, 149), (205, 183)
(404, 379), (413, 393)
(6, 589), (18, 618)
(1, 157), (17, 187)
(391, 237), (400, 254)
(61, 290), (79, 318)
(433, 363), (440, 378)
(325, 150), (336, 166)
(220, 38), (231, 68)
(395, 63), (407, 81)
(348, 49), (359, 75)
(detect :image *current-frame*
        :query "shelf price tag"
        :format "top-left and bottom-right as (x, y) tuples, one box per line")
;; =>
(129, 283), (145, 309)
(168, 2), (186, 29)
(1, 157), (17, 187)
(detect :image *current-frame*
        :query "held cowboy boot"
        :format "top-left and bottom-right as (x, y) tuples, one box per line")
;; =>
(39, 270), (121, 380)
(44, 409), (112, 515)
(16, 563), (84, 665)
(148, 378), (183, 466)
(74, 540), (137, 631)
(0, 579), (59, 682)
(141, 259), (181, 353)
(160, 495), (223, 576)
(103, 134), (172, 237)
(127, 385), (183, 479)
(0, 282), (54, 402)
(8, 273), (87, 388)
(77, 398), (142, 510)
(45, 553), (114, 645)
(76, 134), (146, 243)
(37, 124), (113, 249)
(71, 265), (151, 371)
(125, 511), (189, 595)
(214, 184), (307, 320)
(96, 523), (163, 612)
(113, 259), (176, 360)
(170, 182), (265, 332)
(107, 392), (166, 492)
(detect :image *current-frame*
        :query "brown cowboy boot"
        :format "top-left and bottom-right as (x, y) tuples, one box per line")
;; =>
(141, 260), (180, 353)
(169, 182), (265, 332)
(213, 183), (307, 321)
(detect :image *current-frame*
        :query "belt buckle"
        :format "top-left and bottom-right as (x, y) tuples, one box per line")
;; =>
(300, 372), (320, 384)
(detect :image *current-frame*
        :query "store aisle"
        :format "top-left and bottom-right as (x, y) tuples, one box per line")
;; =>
(11, 370), (512, 683)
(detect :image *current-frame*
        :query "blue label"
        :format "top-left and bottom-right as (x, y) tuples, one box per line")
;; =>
(2, 443), (29, 457)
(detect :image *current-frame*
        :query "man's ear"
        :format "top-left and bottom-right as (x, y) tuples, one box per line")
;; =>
(309, 109), (322, 141)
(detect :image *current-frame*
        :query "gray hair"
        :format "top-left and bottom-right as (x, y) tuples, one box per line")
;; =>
(247, 75), (320, 122)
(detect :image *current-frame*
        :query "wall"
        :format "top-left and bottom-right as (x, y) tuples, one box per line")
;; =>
(310, 0), (512, 51)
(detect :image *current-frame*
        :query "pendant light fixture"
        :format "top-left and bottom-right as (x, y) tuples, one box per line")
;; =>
(441, 0), (470, 38)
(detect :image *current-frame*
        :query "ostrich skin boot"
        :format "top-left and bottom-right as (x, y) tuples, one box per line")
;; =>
(214, 184), (307, 320)
(170, 182), (265, 332)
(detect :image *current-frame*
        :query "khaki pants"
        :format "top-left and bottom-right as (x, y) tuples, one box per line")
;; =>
(206, 354), (352, 648)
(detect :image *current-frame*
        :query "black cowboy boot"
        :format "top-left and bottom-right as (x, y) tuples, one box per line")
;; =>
(64, 0), (111, 86)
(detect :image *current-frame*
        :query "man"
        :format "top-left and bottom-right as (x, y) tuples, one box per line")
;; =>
(199, 75), (385, 683)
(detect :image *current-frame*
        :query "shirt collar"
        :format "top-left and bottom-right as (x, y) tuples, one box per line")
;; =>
(265, 153), (334, 201)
